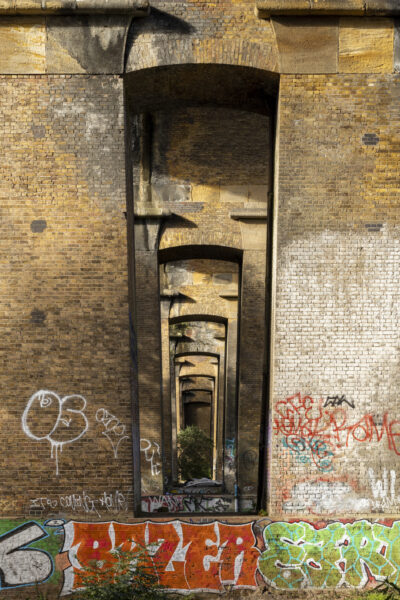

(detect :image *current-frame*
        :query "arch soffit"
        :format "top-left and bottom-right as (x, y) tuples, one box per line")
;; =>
(125, 62), (278, 116)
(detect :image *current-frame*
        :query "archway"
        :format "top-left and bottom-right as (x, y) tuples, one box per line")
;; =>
(126, 62), (276, 513)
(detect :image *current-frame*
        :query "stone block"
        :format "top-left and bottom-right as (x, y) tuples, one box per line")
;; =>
(220, 186), (248, 203)
(311, 0), (364, 12)
(248, 185), (269, 203)
(191, 184), (220, 204)
(272, 17), (338, 74)
(46, 15), (131, 74)
(339, 17), (394, 73)
(46, 29), (85, 73)
(0, 18), (45, 73)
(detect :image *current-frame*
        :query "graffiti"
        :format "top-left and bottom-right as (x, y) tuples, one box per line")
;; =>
(141, 495), (231, 513)
(61, 520), (259, 594)
(225, 438), (235, 472)
(96, 408), (129, 459)
(30, 490), (127, 517)
(241, 449), (257, 470)
(260, 520), (400, 590)
(0, 522), (53, 589)
(282, 436), (334, 472)
(275, 393), (400, 471)
(7, 518), (400, 594)
(140, 438), (161, 476)
(22, 390), (89, 476)
(282, 481), (371, 513)
(368, 468), (400, 511)
(323, 395), (355, 409)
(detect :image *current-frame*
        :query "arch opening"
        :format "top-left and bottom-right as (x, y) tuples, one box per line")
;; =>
(128, 62), (275, 514)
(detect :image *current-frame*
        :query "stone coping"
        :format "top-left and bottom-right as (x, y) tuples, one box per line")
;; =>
(0, 0), (149, 14)
(257, 0), (400, 17)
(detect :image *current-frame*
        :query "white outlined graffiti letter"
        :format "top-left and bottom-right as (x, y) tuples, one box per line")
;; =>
(22, 390), (89, 475)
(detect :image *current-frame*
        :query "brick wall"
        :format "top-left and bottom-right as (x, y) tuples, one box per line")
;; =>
(0, 74), (133, 519)
(271, 74), (400, 516)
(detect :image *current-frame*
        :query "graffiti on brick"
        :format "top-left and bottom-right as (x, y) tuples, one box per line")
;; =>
(0, 522), (54, 589)
(141, 495), (231, 513)
(96, 408), (129, 459)
(61, 520), (260, 594)
(323, 395), (355, 409)
(282, 436), (334, 472)
(30, 490), (127, 517)
(225, 438), (235, 472)
(275, 393), (400, 471)
(22, 390), (89, 476)
(140, 438), (161, 476)
(367, 468), (400, 511)
(259, 520), (400, 589)
(5, 518), (400, 594)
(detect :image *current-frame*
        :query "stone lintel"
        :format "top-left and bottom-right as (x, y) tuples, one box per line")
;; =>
(0, 0), (149, 14)
(257, 0), (400, 18)
(230, 209), (268, 220)
(134, 205), (171, 218)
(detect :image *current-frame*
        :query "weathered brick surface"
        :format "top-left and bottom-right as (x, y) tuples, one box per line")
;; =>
(271, 74), (400, 516)
(126, 0), (280, 72)
(0, 74), (133, 518)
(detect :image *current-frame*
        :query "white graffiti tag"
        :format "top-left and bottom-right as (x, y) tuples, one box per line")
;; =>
(96, 408), (129, 459)
(22, 390), (89, 476)
(30, 490), (127, 517)
(140, 439), (161, 476)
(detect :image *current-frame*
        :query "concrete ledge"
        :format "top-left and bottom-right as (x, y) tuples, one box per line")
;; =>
(257, 0), (400, 17)
(0, 0), (149, 14)
(230, 208), (268, 220)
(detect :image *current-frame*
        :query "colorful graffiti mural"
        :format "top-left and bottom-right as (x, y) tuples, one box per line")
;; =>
(4, 518), (400, 595)
(260, 520), (400, 589)
(0, 519), (61, 590)
(61, 521), (259, 594)
(275, 393), (400, 471)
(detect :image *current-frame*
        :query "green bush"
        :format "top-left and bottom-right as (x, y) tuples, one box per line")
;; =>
(73, 547), (171, 600)
(177, 425), (213, 481)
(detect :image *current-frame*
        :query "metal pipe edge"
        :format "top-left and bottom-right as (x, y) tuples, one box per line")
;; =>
(0, 0), (149, 15)
(257, 0), (400, 18)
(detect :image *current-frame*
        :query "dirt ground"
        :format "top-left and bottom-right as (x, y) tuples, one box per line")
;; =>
(198, 588), (374, 600)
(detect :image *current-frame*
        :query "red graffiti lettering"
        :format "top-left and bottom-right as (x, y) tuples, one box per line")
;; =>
(183, 523), (222, 591)
(276, 394), (400, 472)
(219, 523), (259, 587)
(62, 521), (260, 594)
(71, 522), (116, 589)
(147, 522), (189, 590)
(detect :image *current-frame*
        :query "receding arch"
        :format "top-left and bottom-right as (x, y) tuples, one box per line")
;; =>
(170, 314), (228, 326)
(129, 59), (274, 513)
(159, 245), (242, 264)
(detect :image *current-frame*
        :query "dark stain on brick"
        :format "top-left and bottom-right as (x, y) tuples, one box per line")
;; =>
(31, 124), (46, 139)
(365, 223), (383, 232)
(362, 133), (379, 146)
(30, 220), (47, 233)
(30, 309), (46, 324)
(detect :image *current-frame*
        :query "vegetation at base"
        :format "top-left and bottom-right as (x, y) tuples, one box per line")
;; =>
(23, 549), (182, 600)
(351, 579), (400, 600)
(177, 425), (213, 481)
(72, 547), (175, 600)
